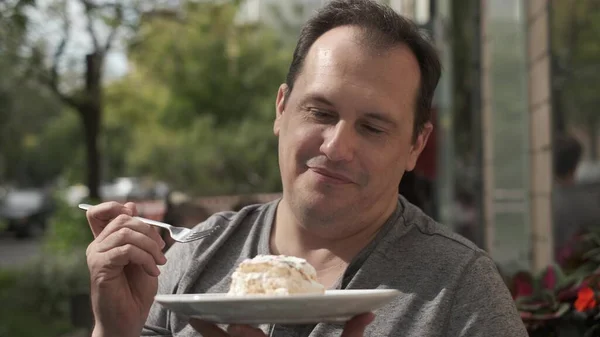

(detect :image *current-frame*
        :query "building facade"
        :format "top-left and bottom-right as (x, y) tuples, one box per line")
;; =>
(480, 0), (553, 274)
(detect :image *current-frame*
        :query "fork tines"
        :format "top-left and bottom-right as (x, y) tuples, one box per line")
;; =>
(182, 228), (216, 242)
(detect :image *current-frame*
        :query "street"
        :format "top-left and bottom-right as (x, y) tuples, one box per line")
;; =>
(0, 233), (42, 269)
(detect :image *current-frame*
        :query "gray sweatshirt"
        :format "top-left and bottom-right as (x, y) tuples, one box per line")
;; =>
(142, 196), (527, 336)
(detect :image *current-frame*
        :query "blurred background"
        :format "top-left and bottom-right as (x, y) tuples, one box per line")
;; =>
(0, 0), (599, 336)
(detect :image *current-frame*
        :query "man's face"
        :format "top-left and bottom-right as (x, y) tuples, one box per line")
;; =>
(274, 26), (431, 226)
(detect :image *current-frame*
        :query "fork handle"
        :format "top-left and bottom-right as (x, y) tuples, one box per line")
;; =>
(78, 203), (172, 230)
(131, 216), (172, 230)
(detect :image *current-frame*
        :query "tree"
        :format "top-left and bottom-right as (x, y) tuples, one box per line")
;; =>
(101, 1), (290, 195)
(4, 0), (172, 198)
(0, 0), (69, 187)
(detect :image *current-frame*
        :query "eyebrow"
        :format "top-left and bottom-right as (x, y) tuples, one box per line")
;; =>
(363, 112), (398, 128)
(302, 93), (336, 108)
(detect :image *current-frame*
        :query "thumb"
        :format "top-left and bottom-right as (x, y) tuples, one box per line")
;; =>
(341, 313), (375, 337)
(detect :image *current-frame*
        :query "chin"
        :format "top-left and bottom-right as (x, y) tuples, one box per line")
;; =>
(299, 177), (350, 198)
(294, 185), (352, 214)
(284, 172), (356, 212)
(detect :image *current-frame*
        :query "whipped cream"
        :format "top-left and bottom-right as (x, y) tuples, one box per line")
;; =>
(227, 254), (326, 296)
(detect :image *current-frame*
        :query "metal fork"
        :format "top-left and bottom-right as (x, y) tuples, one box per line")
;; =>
(78, 203), (215, 243)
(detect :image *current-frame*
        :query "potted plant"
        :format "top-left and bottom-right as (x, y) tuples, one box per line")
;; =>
(510, 231), (600, 336)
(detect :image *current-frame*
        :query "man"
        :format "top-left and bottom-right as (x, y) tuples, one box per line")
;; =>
(552, 134), (600, 264)
(84, 1), (527, 336)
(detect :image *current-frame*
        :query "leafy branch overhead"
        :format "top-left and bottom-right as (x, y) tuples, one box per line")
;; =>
(2, 0), (185, 198)
(0, 0), (290, 195)
(27, 0), (134, 111)
(106, 1), (290, 195)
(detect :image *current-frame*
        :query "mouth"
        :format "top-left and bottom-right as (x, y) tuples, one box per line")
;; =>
(308, 167), (355, 184)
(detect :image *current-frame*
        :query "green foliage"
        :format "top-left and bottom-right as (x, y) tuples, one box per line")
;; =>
(512, 231), (600, 336)
(101, 1), (289, 195)
(0, 195), (94, 336)
(43, 195), (95, 254)
(128, 1), (289, 129)
(0, 250), (89, 337)
(0, 74), (66, 186)
(0, 0), (72, 187)
(1, 0), (289, 196)
(0, 193), (93, 336)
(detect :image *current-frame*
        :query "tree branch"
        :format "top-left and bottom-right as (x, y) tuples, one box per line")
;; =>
(104, 3), (123, 52)
(81, 0), (100, 51)
(45, 19), (80, 110)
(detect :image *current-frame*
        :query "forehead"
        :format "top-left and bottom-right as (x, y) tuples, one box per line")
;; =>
(297, 26), (421, 116)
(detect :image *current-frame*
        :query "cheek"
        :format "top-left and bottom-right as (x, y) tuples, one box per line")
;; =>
(364, 144), (408, 181)
(279, 121), (324, 180)
(286, 122), (324, 159)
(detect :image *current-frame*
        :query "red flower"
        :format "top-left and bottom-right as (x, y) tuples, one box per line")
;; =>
(574, 286), (597, 312)
(511, 271), (534, 299)
(542, 266), (557, 290)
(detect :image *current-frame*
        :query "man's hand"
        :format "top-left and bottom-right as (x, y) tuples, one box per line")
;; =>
(189, 313), (375, 337)
(85, 201), (167, 337)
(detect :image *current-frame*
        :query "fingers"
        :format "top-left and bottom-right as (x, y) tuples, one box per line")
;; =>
(96, 226), (167, 267)
(96, 214), (165, 248)
(86, 208), (167, 278)
(188, 320), (229, 337)
(124, 202), (163, 239)
(341, 312), (375, 337)
(227, 324), (268, 337)
(189, 315), (372, 337)
(86, 201), (134, 238)
(104, 243), (162, 277)
(188, 320), (268, 337)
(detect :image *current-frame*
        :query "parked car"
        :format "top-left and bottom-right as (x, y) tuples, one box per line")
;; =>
(0, 188), (55, 238)
(64, 177), (168, 206)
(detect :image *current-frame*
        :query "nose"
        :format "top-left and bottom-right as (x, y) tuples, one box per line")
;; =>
(319, 121), (355, 162)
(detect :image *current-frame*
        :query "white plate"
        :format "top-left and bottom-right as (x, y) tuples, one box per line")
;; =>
(155, 289), (400, 324)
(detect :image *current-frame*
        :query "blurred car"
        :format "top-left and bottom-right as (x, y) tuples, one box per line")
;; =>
(64, 177), (169, 206)
(0, 187), (55, 239)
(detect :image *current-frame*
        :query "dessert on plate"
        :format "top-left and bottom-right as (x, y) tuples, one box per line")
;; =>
(227, 254), (325, 296)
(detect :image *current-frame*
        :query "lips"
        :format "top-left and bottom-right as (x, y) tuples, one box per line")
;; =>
(309, 167), (354, 184)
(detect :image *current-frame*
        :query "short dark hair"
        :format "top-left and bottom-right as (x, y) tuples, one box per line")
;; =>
(285, 0), (441, 140)
(554, 134), (583, 178)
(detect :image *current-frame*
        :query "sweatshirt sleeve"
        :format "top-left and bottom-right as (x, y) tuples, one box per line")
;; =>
(446, 254), (528, 337)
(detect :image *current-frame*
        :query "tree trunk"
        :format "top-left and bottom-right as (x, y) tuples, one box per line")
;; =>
(82, 105), (101, 200)
(81, 52), (103, 200)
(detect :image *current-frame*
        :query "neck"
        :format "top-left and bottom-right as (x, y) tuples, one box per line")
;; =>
(270, 197), (397, 271)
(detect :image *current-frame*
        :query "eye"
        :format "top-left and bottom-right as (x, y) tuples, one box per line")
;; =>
(363, 124), (384, 134)
(308, 108), (335, 121)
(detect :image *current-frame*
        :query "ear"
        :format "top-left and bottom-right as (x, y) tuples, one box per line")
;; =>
(274, 84), (288, 137)
(405, 122), (433, 172)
